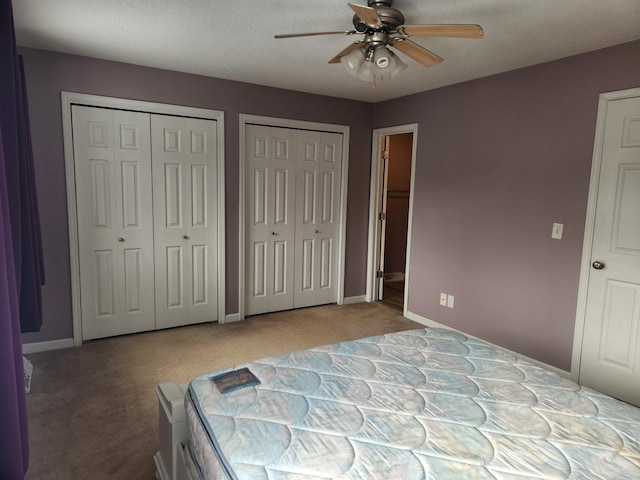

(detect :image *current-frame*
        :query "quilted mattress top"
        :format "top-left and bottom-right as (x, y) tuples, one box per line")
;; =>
(188, 328), (640, 479)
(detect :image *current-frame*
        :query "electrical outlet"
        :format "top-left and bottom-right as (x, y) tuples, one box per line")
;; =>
(447, 295), (455, 309)
(439, 293), (447, 306)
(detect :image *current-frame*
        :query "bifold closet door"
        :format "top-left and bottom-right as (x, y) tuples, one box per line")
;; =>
(245, 125), (342, 315)
(152, 115), (218, 329)
(72, 106), (155, 340)
(245, 125), (296, 315)
(294, 131), (343, 308)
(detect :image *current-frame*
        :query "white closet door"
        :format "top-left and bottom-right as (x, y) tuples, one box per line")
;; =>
(245, 125), (296, 315)
(72, 106), (155, 340)
(294, 131), (343, 308)
(152, 115), (218, 329)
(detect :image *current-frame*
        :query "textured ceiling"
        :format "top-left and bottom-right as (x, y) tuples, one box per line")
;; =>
(12, 0), (640, 103)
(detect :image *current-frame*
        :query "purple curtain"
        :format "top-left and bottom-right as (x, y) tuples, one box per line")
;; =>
(0, 132), (29, 478)
(1, 0), (44, 477)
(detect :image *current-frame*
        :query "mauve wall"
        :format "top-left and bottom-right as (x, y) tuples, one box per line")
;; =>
(373, 40), (640, 370)
(19, 47), (374, 344)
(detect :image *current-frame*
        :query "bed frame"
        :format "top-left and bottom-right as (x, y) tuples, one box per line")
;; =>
(154, 382), (194, 480)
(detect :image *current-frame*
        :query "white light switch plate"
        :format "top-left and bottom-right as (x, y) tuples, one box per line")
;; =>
(552, 223), (564, 240)
(439, 293), (447, 306)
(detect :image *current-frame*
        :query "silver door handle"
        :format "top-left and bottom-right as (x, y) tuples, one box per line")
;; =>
(592, 260), (606, 270)
(118, 237), (125, 242)
(182, 235), (190, 240)
(271, 232), (278, 236)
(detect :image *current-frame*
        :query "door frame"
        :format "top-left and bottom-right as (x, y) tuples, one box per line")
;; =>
(62, 92), (226, 346)
(571, 86), (640, 381)
(238, 114), (350, 320)
(366, 124), (418, 315)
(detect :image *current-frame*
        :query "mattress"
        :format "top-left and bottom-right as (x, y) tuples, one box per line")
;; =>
(186, 328), (640, 479)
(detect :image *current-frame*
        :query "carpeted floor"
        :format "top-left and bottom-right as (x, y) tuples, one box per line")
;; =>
(24, 302), (420, 480)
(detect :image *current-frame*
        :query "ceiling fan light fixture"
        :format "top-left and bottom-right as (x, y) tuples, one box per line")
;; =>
(356, 58), (375, 82)
(373, 46), (395, 72)
(389, 51), (407, 77)
(340, 47), (366, 76)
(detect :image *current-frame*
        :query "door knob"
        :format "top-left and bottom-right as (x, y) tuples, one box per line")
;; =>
(118, 237), (125, 242)
(271, 232), (278, 236)
(182, 235), (190, 240)
(315, 229), (320, 234)
(592, 260), (606, 270)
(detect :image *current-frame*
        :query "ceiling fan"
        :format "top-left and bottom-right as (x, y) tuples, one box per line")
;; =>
(274, 0), (483, 86)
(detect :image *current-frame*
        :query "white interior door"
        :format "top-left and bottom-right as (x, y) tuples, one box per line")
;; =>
(72, 106), (155, 340)
(580, 95), (640, 406)
(152, 115), (218, 329)
(245, 125), (296, 315)
(294, 131), (343, 308)
(376, 138), (390, 301)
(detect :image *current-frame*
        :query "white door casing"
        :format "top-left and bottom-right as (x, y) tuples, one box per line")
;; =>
(245, 125), (296, 315)
(152, 115), (219, 329)
(294, 131), (343, 308)
(366, 124), (418, 315)
(72, 106), (155, 340)
(575, 92), (640, 406)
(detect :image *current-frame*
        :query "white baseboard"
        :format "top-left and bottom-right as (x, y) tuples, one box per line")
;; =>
(343, 295), (366, 305)
(224, 313), (242, 323)
(405, 310), (570, 379)
(22, 338), (75, 354)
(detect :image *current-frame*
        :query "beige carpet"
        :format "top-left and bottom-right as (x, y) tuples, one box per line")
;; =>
(24, 303), (420, 480)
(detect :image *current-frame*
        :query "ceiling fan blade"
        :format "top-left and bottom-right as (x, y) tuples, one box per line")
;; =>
(348, 3), (382, 27)
(275, 30), (356, 39)
(391, 39), (443, 67)
(328, 42), (364, 64)
(396, 24), (484, 39)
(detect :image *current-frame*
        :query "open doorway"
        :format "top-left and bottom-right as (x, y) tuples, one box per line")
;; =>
(366, 124), (417, 314)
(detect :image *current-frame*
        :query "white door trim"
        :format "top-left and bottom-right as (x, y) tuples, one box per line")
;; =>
(366, 124), (418, 316)
(61, 92), (226, 346)
(571, 86), (640, 381)
(238, 114), (350, 320)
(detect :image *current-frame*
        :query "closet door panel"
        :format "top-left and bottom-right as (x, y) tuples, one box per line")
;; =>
(184, 118), (218, 323)
(164, 163), (183, 228)
(314, 132), (342, 304)
(245, 125), (296, 315)
(113, 110), (155, 335)
(165, 245), (184, 308)
(94, 249), (116, 318)
(246, 126), (271, 314)
(294, 131), (342, 308)
(294, 130), (320, 308)
(153, 115), (218, 328)
(73, 106), (155, 340)
(123, 247), (144, 313)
